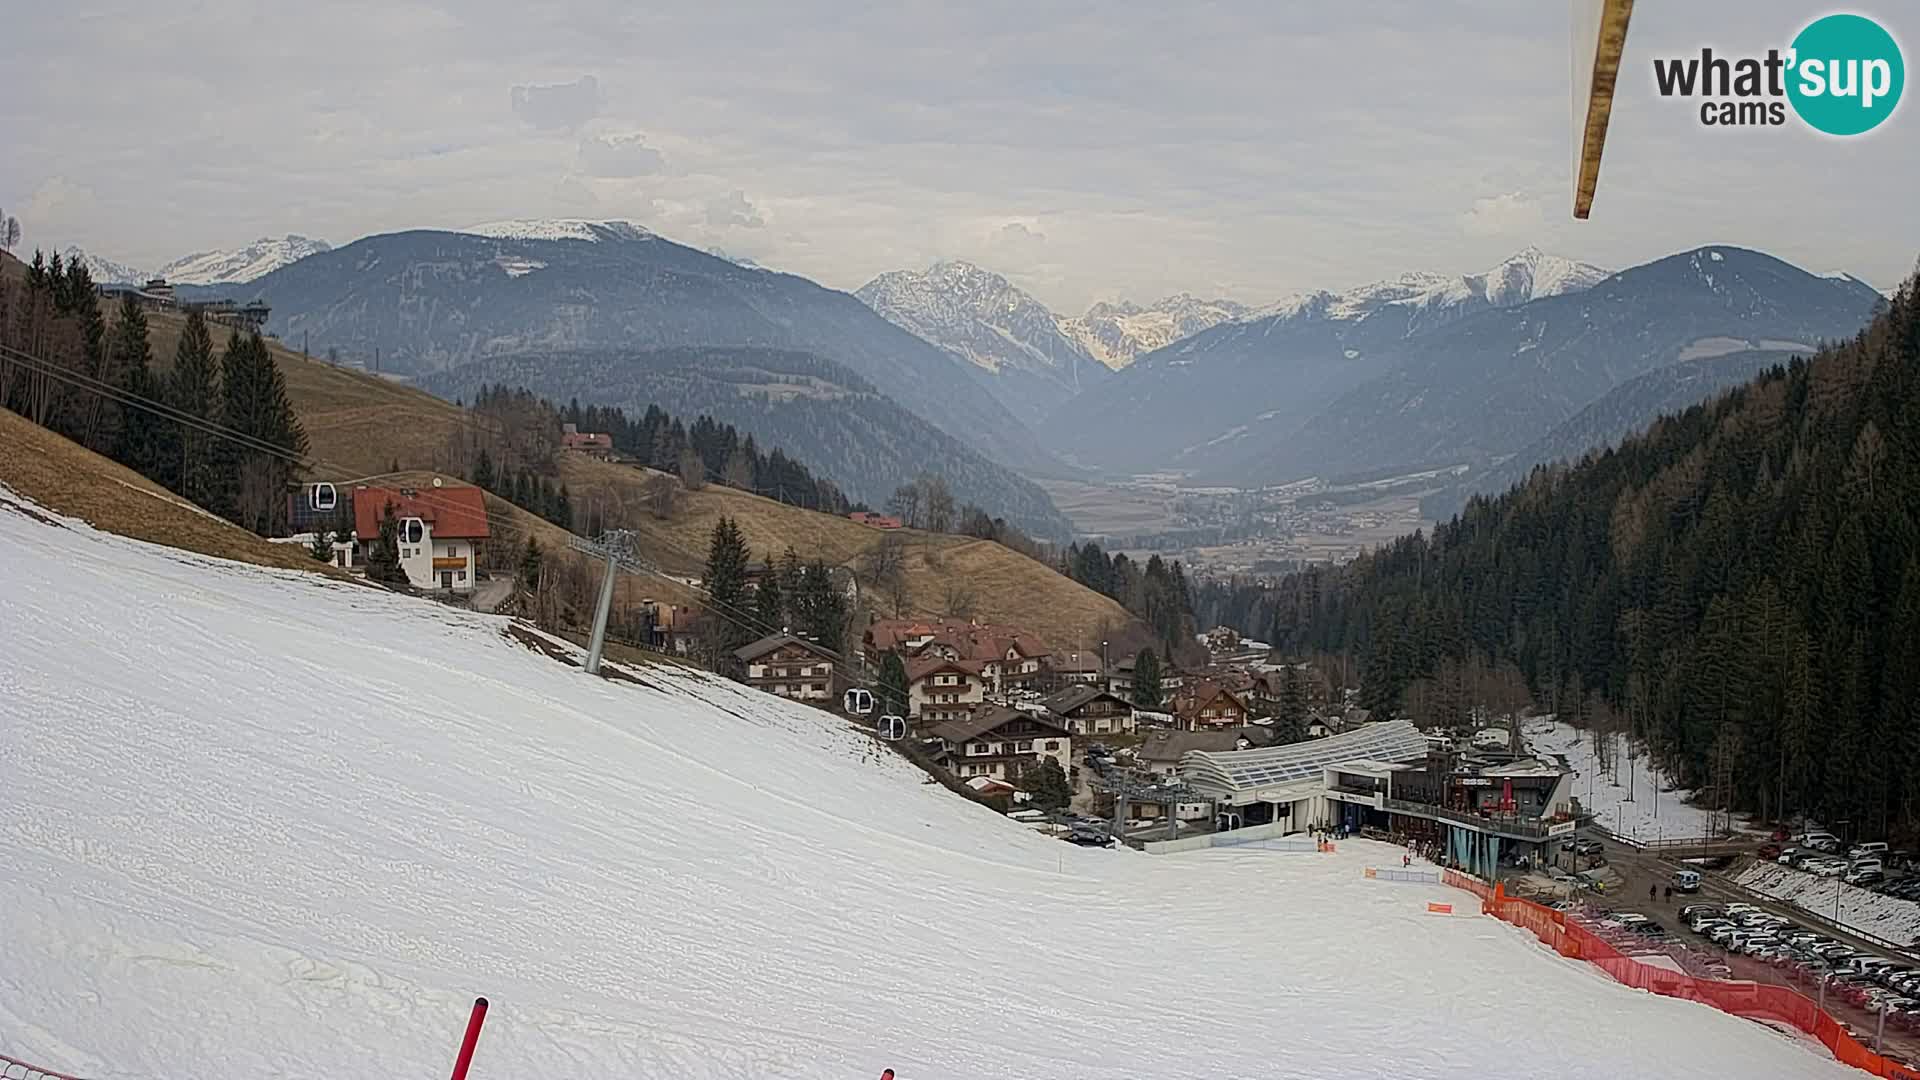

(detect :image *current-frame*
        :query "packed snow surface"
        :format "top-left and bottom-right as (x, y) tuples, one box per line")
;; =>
(1525, 718), (1748, 841)
(0, 493), (1857, 1079)
(1736, 863), (1920, 949)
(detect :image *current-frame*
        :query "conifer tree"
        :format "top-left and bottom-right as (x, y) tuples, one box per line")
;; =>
(105, 294), (165, 484)
(167, 309), (220, 511)
(753, 550), (786, 631)
(1131, 648), (1163, 709)
(519, 537), (545, 592)
(1277, 664), (1308, 744)
(878, 650), (909, 716)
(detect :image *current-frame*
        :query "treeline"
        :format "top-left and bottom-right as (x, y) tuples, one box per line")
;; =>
(564, 398), (851, 515)
(1, 250), (306, 535)
(1059, 541), (1197, 656)
(450, 382), (851, 517)
(1265, 272), (1920, 836)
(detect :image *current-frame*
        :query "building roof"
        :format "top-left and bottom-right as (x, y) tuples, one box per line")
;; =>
(1180, 719), (1429, 794)
(904, 655), (986, 684)
(352, 484), (490, 541)
(928, 705), (1069, 747)
(1139, 727), (1273, 763)
(866, 618), (1050, 663)
(734, 633), (835, 664)
(1039, 686), (1129, 715)
(1051, 652), (1104, 674)
(1174, 680), (1248, 718)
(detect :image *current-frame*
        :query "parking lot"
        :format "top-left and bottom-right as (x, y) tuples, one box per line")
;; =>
(1561, 833), (1920, 1071)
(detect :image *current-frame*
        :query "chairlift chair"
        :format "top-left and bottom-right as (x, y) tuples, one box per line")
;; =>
(308, 482), (337, 512)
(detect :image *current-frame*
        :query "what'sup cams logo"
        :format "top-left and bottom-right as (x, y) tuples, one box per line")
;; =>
(1653, 13), (1904, 134)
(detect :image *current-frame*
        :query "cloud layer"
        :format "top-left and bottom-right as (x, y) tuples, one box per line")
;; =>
(2, 1), (1913, 310)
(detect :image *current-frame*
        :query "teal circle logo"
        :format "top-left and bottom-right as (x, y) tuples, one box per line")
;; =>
(1787, 14), (1904, 135)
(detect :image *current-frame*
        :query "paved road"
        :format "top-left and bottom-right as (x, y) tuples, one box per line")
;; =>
(1580, 832), (1920, 1068)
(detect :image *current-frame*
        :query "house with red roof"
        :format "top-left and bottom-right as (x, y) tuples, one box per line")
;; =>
(351, 483), (491, 593)
(864, 617), (1051, 696)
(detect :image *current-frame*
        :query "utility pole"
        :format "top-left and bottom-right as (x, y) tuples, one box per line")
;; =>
(571, 529), (638, 676)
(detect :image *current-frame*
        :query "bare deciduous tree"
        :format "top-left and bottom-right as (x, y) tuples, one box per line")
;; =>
(678, 447), (707, 491)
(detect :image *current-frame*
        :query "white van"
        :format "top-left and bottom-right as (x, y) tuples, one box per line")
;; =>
(1849, 841), (1889, 860)
(1673, 869), (1702, 893)
(1803, 831), (1841, 852)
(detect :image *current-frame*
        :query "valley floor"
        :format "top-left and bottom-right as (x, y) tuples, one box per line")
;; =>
(0, 490), (1860, 1079)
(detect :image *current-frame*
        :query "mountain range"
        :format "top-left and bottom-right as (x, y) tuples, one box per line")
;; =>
(205, 223), (1062, 485)
(1041, 247), (1615, 477)
(150, 221), (1883, 538)
(62, 235), (332, 286)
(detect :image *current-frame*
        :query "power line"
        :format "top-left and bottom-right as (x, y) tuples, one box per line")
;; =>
(3, 338), (870, 675)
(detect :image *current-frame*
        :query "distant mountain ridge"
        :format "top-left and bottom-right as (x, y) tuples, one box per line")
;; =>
(210, 223), (1064, 479)
(160, 235), (332, 284)
(58, 235), (332, 287)
(1259, 247), (1882, 484)
(417, 346), (1077, 540)
(1425, 347), (1807, 518)
(1044, 247), (1611, 476)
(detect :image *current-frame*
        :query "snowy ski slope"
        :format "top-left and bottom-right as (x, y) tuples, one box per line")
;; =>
(0, 488), (1859, 1080)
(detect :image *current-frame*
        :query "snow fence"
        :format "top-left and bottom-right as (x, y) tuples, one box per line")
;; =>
(1441, 873), (1920, 1080)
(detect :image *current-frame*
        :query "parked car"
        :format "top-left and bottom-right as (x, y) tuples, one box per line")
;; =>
(1680, 904), (1725, 920)
(1847, 867), (1886, 886)
(1759, 843), (1782, 860)
(1850, 841), (1891, 860)
(1775, 846), (1801, 865)
(1804, 831), (1842, 852)
(1572, 839), (1605, 856)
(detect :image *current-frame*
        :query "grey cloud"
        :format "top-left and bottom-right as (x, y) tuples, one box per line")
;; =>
(705, 190), (765, 229)
(577, 132), (666, 177)
(510, 75), (601, 132)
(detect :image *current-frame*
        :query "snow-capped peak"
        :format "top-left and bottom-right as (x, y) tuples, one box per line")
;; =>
(1248, 248), (1608, 329)
(59, 246), (148, 286)
(1061, 293), (1250, 369)
(856, 260), (1084, 379)
(158, 235), (332, 285)
(462, 219), (653, 244)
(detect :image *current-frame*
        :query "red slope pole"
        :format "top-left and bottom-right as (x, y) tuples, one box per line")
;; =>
(450, 996), (489, 1080)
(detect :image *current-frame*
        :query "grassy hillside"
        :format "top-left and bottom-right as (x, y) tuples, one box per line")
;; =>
(0, 407), (349, 577)
(134, 308), (1133, 650)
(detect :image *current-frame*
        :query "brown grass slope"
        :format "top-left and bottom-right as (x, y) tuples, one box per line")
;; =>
(0, 407), (349, 577)
(135, 305), (1131, 649)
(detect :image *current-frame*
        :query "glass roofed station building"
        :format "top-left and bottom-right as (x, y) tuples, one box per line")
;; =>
(1180, 719), (1578, 878)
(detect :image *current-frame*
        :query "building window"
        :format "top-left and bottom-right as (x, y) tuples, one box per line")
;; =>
(448, 545), (459, 557)
(1045, 740), (1059, 751)
(457, 570), (466, 582)
(1017, 741), (1032, 752)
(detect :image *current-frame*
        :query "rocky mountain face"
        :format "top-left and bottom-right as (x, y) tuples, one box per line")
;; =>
(856, 260), (1108, 427)
(1057, 294), (1249, 370)
(60, 246), (146, 286)
(213, 223), (1063, 477)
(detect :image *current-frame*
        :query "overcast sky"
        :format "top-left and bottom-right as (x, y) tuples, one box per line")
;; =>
(5, 1), (1914, 310)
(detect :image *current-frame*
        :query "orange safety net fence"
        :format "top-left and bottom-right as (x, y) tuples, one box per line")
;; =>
(1446, 876), (1920, 1080)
